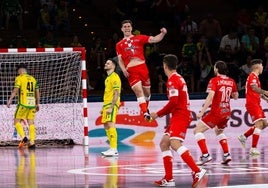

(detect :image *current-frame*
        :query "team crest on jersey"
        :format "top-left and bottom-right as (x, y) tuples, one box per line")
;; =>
(168, 86), (178, 97)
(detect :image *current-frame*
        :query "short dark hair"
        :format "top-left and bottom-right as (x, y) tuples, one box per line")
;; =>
(16, 63), (27, 70)
(163, 54), (178, 70)
(121, 19), (133, 26)
(251, 59), (263, 65)
(215, 61), (228, 75)
(108, 58), (117, 66)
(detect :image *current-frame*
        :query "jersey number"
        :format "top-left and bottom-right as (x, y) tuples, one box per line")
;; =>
(219, 86), (232, 102)
(27, 82), (34, 92)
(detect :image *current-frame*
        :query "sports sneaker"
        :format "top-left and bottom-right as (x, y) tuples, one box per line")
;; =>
(238, 135), (247, 148)
(154, 178), (175, 187)
(28, 142), (36, 149)
(192, 168), (207, 188)
(18, 137), (28, 148)
(197, 154), (212, 165)
(221, 153), (232, 165)
(144, 112), (153, 122)
(249, 148), (260, 156)
(101, 148), (118, 157)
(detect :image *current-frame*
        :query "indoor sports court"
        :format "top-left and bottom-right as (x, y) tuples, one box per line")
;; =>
(0, 141), (268, 188)
(0, 49), (267, 187)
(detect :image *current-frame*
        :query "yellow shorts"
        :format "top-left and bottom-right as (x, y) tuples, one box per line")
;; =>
(15, 105), (36, 120)
(101, 105), (119, 124)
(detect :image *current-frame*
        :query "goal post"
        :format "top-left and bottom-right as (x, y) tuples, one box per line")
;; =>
(0, 47), (89, 146)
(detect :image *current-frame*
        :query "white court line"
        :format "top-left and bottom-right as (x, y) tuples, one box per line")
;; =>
(68, 163), (268, 176)
(208, 184), (268, 188)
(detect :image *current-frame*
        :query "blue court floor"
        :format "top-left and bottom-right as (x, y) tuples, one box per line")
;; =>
(1, 142), (268, 188)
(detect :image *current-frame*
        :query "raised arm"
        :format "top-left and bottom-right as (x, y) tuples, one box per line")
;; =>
(148, 28), (167, 43)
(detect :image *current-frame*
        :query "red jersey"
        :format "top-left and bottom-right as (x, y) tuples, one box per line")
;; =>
(157, 73), (190, 117)
(116, 35), (150, 67)
(245, 72), (261, 107)
(207, 75), (237, 116)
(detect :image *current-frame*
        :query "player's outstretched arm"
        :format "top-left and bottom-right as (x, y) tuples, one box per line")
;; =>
(148, 28), (167, 43)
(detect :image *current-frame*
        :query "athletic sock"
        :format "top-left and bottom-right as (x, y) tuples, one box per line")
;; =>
(15, 122), (25, 138)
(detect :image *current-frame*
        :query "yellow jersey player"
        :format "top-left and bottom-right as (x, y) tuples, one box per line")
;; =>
(7, 64), (40, 149)
(101, 58), (121, 157)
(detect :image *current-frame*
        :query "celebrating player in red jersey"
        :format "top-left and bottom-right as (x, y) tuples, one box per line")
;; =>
(193, 61), (239, 165)
(116, 19), (167, 121)
(150, 54), (206, 188)
(238, 59), (268, 156)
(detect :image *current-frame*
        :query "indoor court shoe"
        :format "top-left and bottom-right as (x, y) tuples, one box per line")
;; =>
(238, 135), (247, 148)
(154, 178), (175, 187)
(192, 168), (206, 188)
(144, 112), (153, 122)
(249, 148), (260, 156)
(18, 137), (28, 148)
(101, 148), (118, 157)
(28, 142), (36, 149)
(197, 154), (212, 165)
(221, 153), (232, 165)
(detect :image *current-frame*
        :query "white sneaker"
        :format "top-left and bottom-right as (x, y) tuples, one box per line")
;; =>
(192, 168), (207, 188)
(197, 154), (212, 165)
(238, 135), (247, 148)
(154, 178), (175, 187)
(221, 153), (232, 165)
(101, 148), (118, 157)
(249, 148), (260, 156)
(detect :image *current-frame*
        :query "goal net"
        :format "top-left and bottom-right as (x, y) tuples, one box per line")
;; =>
(0, 48), (88, 147)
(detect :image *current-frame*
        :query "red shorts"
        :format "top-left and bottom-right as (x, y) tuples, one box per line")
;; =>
(201, 112), (229, 129)
(246, 104), (266, 123)
(127, 63), (150, 87)
(164, 113), (191, 141)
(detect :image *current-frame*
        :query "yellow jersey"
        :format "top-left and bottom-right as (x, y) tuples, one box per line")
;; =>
(14, 73), (39, 108)
(103, 72), (121, 108)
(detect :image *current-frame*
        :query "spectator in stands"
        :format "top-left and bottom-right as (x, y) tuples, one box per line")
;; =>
(235, 8), (252, 38)
(219, 27), (241, 59)
(239, 54), (252, 90)
(196, 38), (213, 92)
(198, 55), (213, 92)
(38, 30), (60, 47)
(241, 27), (260, 57)
(38, 3), (53, 36)
(106, 32), (121, 59)
(90, 36), (106, 70)
(262, 35), (268, 89)
(218, 44), (240, 84)
(150, 0), (173, 27)
(181, 34), (197, 60)
(9, 34), (30, 48)
(251, 5), (268, 40)
(114, 0), (138, 21)
(169, 0), (189, 28)
(177, 57), (194, 92)
(69, 34), (82, 47)
(199, 13), (222, 56)
(180, 15), (199, 43)
(1, 0), (23, 31)
(55, 0), (71, 38)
